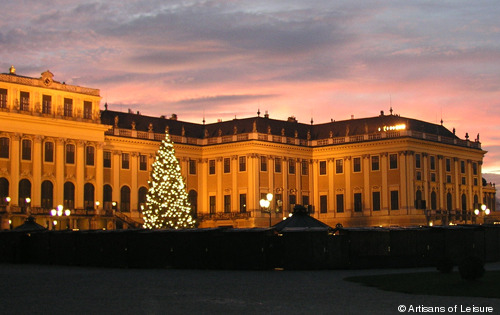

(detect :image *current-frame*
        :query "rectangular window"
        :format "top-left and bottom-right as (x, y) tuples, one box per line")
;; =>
(65, 144), (75, 164)
(371, 155), (380, 171)
(209, 159), (216, 174)
(63, 98), (73, 117)
(416, 171), (422, 181)
(301, 160), (308, 175)
(223, 158), (230, 173)
(446, 175), (452, 183)
(0, 88), (6, 108)
(473, 162), (478, 175)
(239, 194), (247, 213)
(372, 191), (381, 211)
(390, 190), (399, 210)
(415, 154), (421, 169)
(430, 156), (436, 170)
(302, 195), (309, 206)
(122, 153), (130, 169)
(474, 178), (478, 186)
(44, 142), (54, 162)
(461, 176), (466, 185)
(0, 137), (9, 158)
(288, 159), (295, 174)
(430, 172), (436, 182)
(103, 151), (111, 168)
(446, 158), (451, 172)
(260, 156), (267, 172)
(239, 156), (246, 172)
(209, 196), (216, 214)
(275, 158), (282, 173)
(460, 160), (466, 174)
(189, 159), (196, 175)
(86, 146), (95, 166)
(389, 154), (398, 169)
(20, 91), (29, 111)
(42, 95), (52, 114)
(354, 193), (362, 212)
(320, 195), (328, 213)
(289, 194), (297, 205)
(335, 159), (343, 174)
(275, 194), (283, 212)
(353, 157), (361, 172)
(83, 101), (92, 119)
(139, 155), (147, 171)
(319, 160), (327, 175)
(336, 194), (344, 213)
(224, 195), (231, 213)
(21, 139), (31, 160)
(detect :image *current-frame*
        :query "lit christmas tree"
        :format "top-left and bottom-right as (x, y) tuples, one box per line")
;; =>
(143, 132), (195, 229)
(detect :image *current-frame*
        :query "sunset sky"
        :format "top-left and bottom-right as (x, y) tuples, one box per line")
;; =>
(2, 1), (500, 173)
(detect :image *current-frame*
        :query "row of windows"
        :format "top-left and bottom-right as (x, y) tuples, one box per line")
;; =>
(0, 177), (148, 212)
(0, 89), (93, 119)
(318, 191), (391, 213)
(0, 138), (148, 171)
(208, 194), (248, 213)
(416, 171), (480, 186)
(415, 153), (478, 175)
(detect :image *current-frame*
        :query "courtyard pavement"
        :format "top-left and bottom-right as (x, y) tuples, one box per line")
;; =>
(1, 262), (500, 315)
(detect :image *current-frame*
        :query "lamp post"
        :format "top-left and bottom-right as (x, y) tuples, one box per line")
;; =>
(50, 204), (71, 230)
(473, 204), (490, 224)
(260, 193), (275, 227)
(25, 197), (31, 215)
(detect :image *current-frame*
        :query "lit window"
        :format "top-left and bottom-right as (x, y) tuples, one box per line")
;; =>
(335, 159), (343, 174)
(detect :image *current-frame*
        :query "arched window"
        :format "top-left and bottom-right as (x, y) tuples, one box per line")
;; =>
(0, 177), (9, 205)
(138, 187), (148, 212)
(120, 186), (130, 212)
(19, 179), (31, 212)
(84, 183), (95, 210)
(447, 192), (453, 211)
(431, 191), (437, 210)
(188, 190), (198, 219)
(415, 189), (423, 209)
(64, 182), (75, 209)
(103, 185), (112, 210)
(41, 180), (53, 209)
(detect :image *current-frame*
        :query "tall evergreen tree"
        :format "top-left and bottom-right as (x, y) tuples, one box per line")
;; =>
(143, 133), (195, 229)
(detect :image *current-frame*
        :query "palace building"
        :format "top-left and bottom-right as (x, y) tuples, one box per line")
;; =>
(0, 67), (496, 230)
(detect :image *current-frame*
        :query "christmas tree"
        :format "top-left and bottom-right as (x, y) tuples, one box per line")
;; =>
(143, 132), (195, 229)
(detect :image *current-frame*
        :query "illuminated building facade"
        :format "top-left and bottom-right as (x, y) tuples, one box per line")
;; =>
(0, 68), (496, 230)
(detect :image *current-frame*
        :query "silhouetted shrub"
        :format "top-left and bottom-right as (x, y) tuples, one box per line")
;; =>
(458, 256), (485, 281)
(436, 257), (453, 274)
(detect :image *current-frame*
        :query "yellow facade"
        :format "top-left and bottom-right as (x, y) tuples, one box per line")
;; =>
(0, 68), (497, 230)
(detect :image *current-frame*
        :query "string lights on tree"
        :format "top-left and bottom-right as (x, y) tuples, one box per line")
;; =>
(143, 132), (195, 229)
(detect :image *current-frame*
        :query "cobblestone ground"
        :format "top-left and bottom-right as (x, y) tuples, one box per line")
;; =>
(1, 263), (500, 315)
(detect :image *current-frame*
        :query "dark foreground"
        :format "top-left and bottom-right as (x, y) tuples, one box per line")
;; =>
(1, 263), (500, 315)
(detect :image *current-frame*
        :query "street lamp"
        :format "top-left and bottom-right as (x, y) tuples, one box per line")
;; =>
(473, 204), (490, 224)
(25, 197), (31, 215)
(260, 193), (275, 227)
(51, 205), (70, 230)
